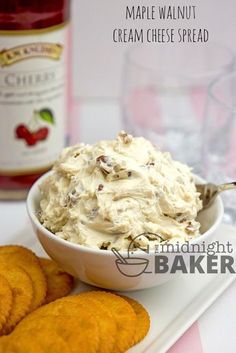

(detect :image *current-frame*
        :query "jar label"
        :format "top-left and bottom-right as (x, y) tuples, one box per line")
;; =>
(0, 24), (69, 175)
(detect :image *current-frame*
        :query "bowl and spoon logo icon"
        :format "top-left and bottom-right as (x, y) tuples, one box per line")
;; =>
(112, 233), (163, 277)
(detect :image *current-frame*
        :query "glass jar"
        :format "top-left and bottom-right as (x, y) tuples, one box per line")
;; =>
(0, 0), (71, 199)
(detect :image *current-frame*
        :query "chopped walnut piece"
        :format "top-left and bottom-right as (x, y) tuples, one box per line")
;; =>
(100, 241), (111, 250)
(118, 131), (133, 144)
(98, 184), (104, 191)
(125, 235), (133, 241)
(145, 233), (158, 241)
(186, 224), (195, 233)
(179, 218), (187, 223)
(90, 208), (98, 219)
(96, 155), (113, 175)
(96, 155), (108, 163)
(66, 189), (79, 206)
(37, 209), (42, 220)
(145, 233), (165, 242)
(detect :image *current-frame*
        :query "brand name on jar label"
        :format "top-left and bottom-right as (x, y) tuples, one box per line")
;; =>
(0, 42), (63, 67)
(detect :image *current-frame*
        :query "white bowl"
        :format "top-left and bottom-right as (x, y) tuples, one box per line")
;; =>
(27, 172), (224, 291)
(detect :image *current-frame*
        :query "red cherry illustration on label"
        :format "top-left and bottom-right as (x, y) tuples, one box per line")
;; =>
(25, 133), (37, 146)
(34, 127), (49, 141)
(15, 124), (29, 139)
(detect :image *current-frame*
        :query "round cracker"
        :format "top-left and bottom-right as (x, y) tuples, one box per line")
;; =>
(0, 334), (43, 353)
(0, 246), (46, 310)
(13, 314), (99, 353)
(5, 330), (71, 353)
(0, 266), (33, 334)
(79, 291), (137, 353)
(0, 276), (12, 333)
(23, 295), (117, 353)
(120, 295), (150, 345)
(39, 258), (74, 304)
(62, 296), (117, 353)
(0, 336), (13, 353)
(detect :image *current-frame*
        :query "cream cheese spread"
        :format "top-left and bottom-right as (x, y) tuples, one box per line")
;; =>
(39, 131), (202, 250)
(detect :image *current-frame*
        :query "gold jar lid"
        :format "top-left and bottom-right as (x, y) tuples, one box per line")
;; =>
(0, 188), (29, 201)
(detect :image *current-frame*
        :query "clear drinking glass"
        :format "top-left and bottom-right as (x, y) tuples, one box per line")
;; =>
(122, 44), (235, 174)
(204, 71), (236, 224)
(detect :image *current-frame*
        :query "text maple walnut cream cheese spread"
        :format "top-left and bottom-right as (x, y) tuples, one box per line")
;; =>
(39, 131), (202, 251)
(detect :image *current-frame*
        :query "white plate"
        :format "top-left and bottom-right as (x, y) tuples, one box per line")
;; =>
(1, 201), (235, 353)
